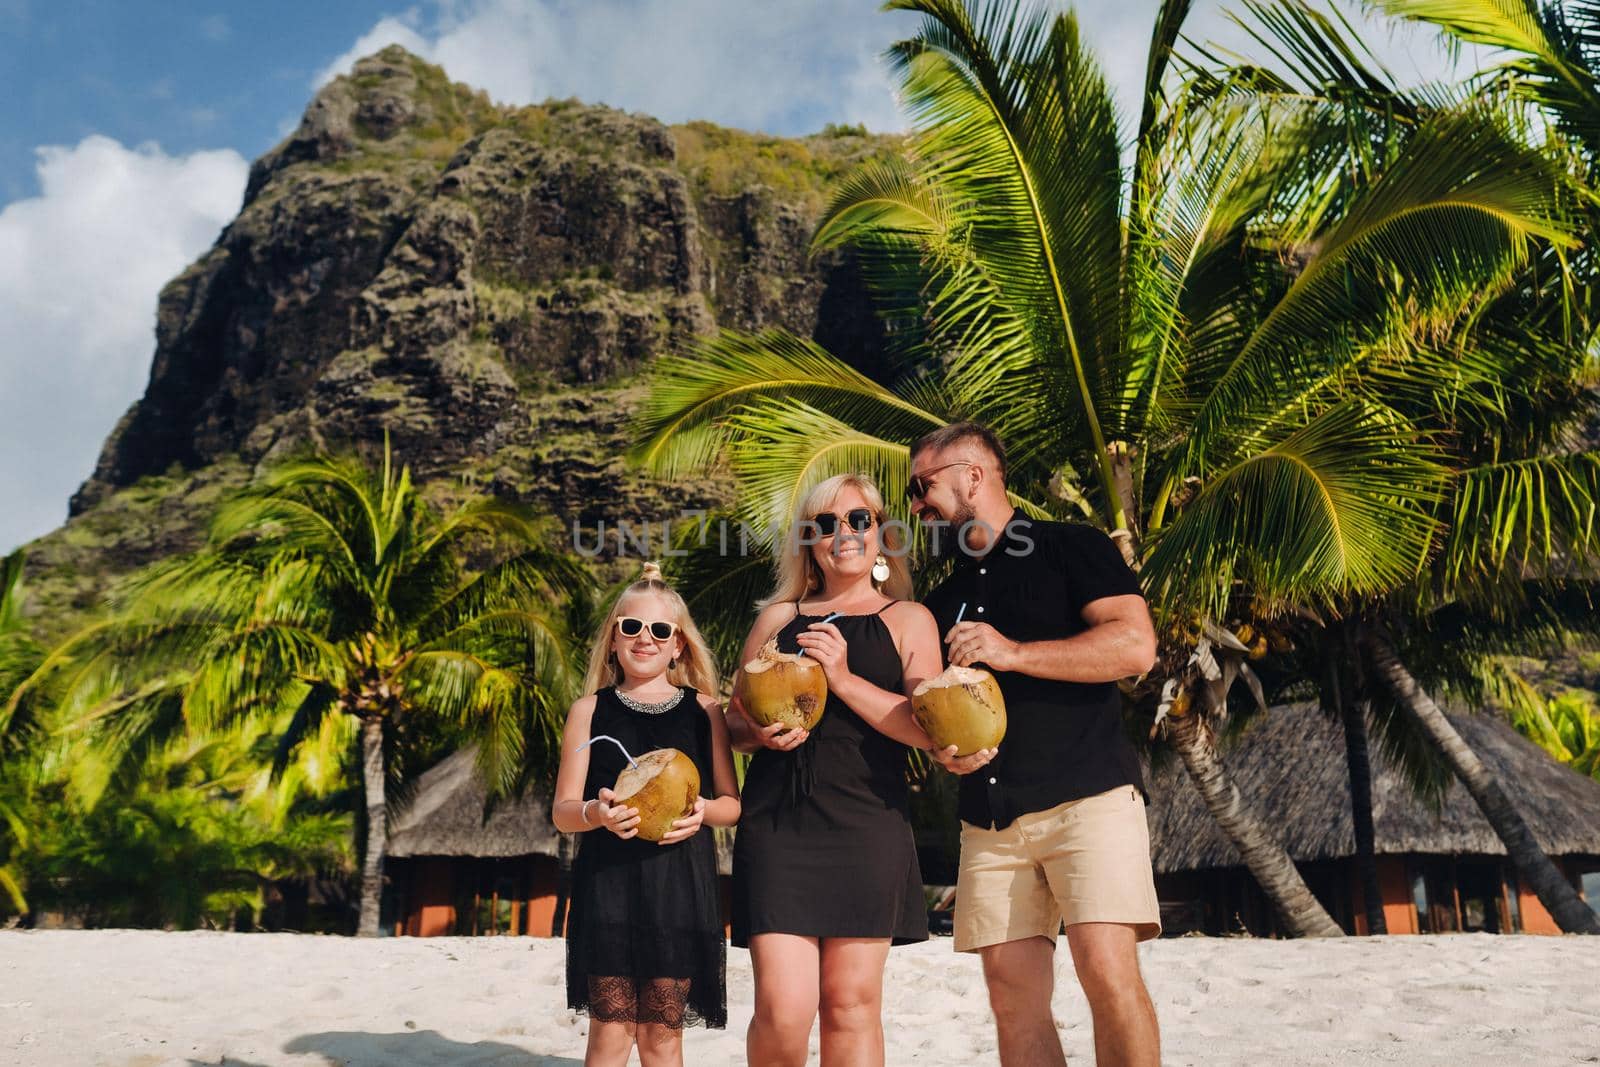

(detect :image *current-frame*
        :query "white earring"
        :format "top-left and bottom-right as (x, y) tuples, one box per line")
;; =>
(872, 554), (890, 583)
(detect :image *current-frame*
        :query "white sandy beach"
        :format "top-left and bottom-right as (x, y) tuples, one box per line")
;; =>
(2, 929), (1598, 1066)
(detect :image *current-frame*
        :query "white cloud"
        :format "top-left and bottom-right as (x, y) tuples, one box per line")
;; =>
(318, 1), (1476, 143)
(317, 0), (908, 136)
(0, 136), (248, 553)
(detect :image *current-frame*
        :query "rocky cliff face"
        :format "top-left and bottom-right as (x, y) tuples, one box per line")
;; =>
(25, 47), (900, 632)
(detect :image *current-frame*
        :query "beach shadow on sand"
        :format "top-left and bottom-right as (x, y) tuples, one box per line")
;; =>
(272, 1029), (581, 1066)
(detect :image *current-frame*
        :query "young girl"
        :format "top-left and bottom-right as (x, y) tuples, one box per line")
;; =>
(552, 561), (740, 1067)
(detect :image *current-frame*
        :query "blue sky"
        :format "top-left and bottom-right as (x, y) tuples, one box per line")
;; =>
(0, 1), (1472, 555)
(0, 4), (398, 204)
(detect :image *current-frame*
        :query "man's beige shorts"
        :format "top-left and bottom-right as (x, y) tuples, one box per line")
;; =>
(954, 785), (1162, 952)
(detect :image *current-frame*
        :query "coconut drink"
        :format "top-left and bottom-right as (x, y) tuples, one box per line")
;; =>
(735, 637), (828, 731)
(912, 664), (1007, 756)
(582, 736), (701, 842)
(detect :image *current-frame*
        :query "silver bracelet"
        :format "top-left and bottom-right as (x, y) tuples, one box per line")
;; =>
(580, 798), (597, 827)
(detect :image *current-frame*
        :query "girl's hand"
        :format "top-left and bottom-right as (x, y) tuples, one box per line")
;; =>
(657, 797), (706, 845)
(595, 787), (640, 839)
(795, 621), (853, 687)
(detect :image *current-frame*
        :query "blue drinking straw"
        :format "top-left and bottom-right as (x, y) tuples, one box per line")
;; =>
(954, 602), (967, 624)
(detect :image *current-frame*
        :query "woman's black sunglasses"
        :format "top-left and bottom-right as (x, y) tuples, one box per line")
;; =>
(811, 507), (877, 537)
(616, 616), (679, 641)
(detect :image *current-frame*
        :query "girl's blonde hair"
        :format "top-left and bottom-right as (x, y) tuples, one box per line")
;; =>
(581, 561), (720, 696)
(756, 472), (913, 611)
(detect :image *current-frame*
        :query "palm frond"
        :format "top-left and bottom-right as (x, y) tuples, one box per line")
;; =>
(629, 330), (943, 476)
(1145, 401), (1447, 618)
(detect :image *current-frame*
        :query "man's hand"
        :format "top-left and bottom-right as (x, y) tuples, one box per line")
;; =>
(945, 621), (1021, 672)
(928, 744), (998, 775)
(658, 796), (706, 845)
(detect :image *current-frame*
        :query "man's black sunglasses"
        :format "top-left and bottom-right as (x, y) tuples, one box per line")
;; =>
(905, 461), (973, 501)
(811, 507), (877, 536)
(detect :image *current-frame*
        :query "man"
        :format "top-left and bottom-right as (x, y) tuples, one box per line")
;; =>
(911, 422), (1162, 1067)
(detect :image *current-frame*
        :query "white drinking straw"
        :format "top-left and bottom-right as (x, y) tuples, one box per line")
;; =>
(578, 734), (638, 769)
(955, 602), (968, 624)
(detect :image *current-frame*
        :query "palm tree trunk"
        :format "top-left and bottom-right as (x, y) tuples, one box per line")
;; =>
(357, 716), (386, 938)
(1339, 697), (1388, 935)
(1324, 627), (1387, 935)
(1365, 634), (1600, 935)
(1168, 713), (1345, 937)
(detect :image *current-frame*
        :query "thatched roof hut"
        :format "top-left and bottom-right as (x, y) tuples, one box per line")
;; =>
(385, 746), (734, 937)
(387, 745), (734, 874)
(1145, 705), (1600, 936)
(388, 747), (559, 860)
(1146, 704), (1600, 872)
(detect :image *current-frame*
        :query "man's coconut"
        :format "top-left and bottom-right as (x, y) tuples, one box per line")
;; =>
(911, 664), (1007, 756)
(735, 638), (827, 731)
(613, 748), (701, 842)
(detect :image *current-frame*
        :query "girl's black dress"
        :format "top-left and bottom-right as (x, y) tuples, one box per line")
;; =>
(565, 685), (726, 1029)
(731, 603), (928, 947)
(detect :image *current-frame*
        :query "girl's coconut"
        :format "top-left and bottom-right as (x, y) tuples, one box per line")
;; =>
(912, 664), (1007, 756)
(612, 747), (701, 842)
(735, 638), (827, 731)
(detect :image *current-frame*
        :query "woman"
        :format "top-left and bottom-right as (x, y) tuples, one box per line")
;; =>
(729, 473), (943, 1067)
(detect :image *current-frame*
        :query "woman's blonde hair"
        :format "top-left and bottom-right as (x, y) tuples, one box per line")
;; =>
(581, 561), (720, 696)
(756, 472), (913, 611)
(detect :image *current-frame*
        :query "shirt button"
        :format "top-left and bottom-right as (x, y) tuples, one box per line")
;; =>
(988, 777), (997, 784)
(978, 567), (986, 575)
(976, 606), (985, 613)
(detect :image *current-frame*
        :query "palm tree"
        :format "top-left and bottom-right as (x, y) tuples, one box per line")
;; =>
(1212, 0), (1600, 935)
(0, 549), (41, 913)
(12, 441), (588, 935)
(1515, 690), (1600, 780)
(19, 707), (356, 930)
(630, 0), (1567, 936)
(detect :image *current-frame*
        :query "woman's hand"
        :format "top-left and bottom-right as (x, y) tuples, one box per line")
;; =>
(754, 720), (809, 751)
(595, 787), (641, 839)
(795, 621), (853, 688)
(728, 690), (810, 751)
(658, 796), (706, 845)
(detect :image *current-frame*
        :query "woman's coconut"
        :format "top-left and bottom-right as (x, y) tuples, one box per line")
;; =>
(911, 664), (1007, 756)
(735, 638), (827, 731)
(612, 747), (702, 842)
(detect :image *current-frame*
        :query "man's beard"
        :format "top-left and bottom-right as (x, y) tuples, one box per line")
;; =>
(926, 494), (979, 558)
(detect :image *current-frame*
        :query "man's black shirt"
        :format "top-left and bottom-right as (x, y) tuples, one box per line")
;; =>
(922, 516), (1146, 830)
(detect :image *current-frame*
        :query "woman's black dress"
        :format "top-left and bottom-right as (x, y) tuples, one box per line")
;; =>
(565, 685), (726, 1029)
(731, 603), (928, 947)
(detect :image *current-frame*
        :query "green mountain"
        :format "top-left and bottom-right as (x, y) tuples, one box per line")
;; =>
(21, 46), (903, 638)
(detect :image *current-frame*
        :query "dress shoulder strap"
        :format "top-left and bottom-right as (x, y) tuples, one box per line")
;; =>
(874, 600), (900, 614)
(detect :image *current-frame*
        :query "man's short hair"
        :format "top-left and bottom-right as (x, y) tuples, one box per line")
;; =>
(910, 421), (1008, 484)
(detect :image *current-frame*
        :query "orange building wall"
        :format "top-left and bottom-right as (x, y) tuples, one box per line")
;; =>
(523, 862), (558, 936)
(1379, 856), (1418, 935)
(1350, 856), (1419, 935)
(404, 857), (458, 937)
(1518, 873), (1563, 936)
